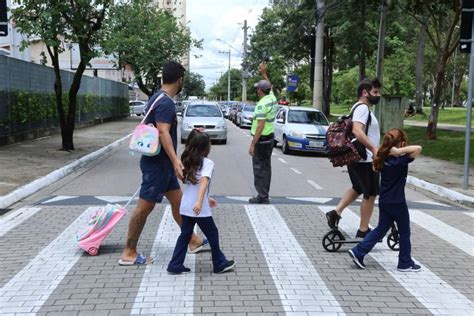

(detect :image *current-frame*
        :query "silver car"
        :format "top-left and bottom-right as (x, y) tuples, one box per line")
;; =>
(129, 100), (146, 116)
(180, 101), (227, 144)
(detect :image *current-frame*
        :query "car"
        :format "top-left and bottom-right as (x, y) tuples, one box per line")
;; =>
(236, 104), (255, 128)
(129, 100), (146, 116)
(273, 106), (330, 155)
(180, 101), (227, 144)
(175, 101), (185, 115)
(229, 103), (243, 123)
(219, 103), (229, 118)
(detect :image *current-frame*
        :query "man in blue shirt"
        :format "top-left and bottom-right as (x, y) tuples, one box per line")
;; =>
(119, 61), (206, 265)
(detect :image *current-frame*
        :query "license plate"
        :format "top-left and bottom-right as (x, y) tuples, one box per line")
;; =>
(309, 141), (324, 148)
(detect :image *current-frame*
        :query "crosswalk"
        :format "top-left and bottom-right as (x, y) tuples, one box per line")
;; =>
(0, 201), (472, 315)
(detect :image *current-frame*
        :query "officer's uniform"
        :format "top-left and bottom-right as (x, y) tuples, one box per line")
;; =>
(251, 84), (278, 202)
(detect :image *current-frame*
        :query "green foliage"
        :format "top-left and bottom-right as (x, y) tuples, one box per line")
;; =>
(103, 0), (201, 96)
(183, 72), (206, 97)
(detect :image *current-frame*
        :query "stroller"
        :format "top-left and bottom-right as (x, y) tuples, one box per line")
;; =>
(77, 188), (139, 256)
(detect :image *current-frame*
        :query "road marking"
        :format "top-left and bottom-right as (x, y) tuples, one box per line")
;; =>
(278, 158), (287, 164)
(0, 207), (42, 237)
(416, 200), (450, 208)
(319, 205), (474, 315)
(132, 206), (194, 315)
(0, 207), (95, 314)
(97, 196), (131, 203)
(410, 210), (473, 256)
(42, 195), (78, 204)
(288, 197), (332, 204)
(307, 180), (323, 190)
(226, 196), (253, 202)
(245, 205), (345, 314)
(290, 167), (302, 174)
(464, 212), (474, 219)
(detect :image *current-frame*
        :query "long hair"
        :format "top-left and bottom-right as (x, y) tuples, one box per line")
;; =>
(181, 129), (211, 184)
(373, 128), (408, 172)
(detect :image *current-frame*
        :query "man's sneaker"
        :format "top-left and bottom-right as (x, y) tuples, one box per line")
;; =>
(325, 210), (341, 229)
(355, 228), (372, 239)
(397, 264), (422, 272)
(214, 260), (235, 274)
(348, 249), (366, 269)
(249, 197), (270, 204)
(167, 266), (191, 275)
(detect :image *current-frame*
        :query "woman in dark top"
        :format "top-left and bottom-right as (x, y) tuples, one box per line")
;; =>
(348, 128), (423, 272)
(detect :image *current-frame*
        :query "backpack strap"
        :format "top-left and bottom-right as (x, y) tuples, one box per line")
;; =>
(140, 92), (167, 124)
(349, 102), (371, 135)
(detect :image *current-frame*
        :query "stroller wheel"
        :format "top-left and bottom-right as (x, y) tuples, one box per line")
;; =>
(322, 230), (344, 252)
(88, 246), (99, 256)
(387, 233), (400, 251)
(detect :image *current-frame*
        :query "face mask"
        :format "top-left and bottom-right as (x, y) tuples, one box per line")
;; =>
(367, 93), (380, 105)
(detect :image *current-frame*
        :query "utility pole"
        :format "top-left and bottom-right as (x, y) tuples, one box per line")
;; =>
(375, 0), (388, 84)
(219, 50), (231, 106)
(242, 20), (249, 102)
(312, 0), (324, 111)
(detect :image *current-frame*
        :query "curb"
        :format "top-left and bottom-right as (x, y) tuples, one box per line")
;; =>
(407, 175), (474, 207)
(0, 134), (132, 209)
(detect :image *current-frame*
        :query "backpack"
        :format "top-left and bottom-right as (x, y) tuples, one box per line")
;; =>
(326, 103), (371, 167)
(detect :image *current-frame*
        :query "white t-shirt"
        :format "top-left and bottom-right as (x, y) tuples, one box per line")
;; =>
(180, 158), (214, 217)
(351, 102), (380, 163)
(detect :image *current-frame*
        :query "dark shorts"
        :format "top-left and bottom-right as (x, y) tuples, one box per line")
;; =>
(139, 160), (180, 203)
(347, 163), (380, 199)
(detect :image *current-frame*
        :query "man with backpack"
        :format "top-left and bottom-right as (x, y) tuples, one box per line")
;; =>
(326, 78), (381, 238)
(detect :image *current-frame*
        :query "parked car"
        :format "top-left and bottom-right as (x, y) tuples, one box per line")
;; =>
(236, 104), (255, 128)
(219, 102), (229, 118)
(229, 103), (243, 123)
(129, 100), (146, 116)
(273, 106), (330, 155)
(180, 101), (227, 144)
(175, 101), (185, 115)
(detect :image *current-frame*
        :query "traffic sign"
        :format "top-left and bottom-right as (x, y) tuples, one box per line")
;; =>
(0, 0), (7, 37)
(286, 75), (300, 92)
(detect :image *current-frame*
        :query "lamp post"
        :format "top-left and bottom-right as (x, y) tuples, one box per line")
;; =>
(219, 49), (231, 106)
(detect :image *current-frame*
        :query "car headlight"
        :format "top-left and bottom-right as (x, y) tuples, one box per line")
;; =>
(216, 122), (227, 129)
(288, 131), (305, 138)
(183, 122), (193, 129)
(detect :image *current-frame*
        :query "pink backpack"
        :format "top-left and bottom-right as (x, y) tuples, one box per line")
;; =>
(129, 94), (166, 156)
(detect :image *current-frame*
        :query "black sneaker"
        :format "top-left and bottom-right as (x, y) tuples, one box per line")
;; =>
(167, 266), (191, 275)
(397, 264), (422, 272)
(355, 228), (372, 239)
(214, 260), (235, 274)
(325, 210), (341, 229)
(348, 249), (366, 269)
(249, 197), (270, 204)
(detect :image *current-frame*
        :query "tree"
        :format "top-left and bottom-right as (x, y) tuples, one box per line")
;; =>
(12, 0), (111, 151)
(103, 0), (200, 97)
(209, 69), (243, 101)
(183, 72), (205, 97)
(405, 0), (462, 139)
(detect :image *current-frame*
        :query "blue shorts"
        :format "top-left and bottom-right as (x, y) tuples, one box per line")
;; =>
(139, 160), (180, 203)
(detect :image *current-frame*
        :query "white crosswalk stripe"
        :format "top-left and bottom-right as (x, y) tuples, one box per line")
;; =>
(410, 209), (473, 256)
(319, 206), (474, 315)
(0, 207), (95, 314)
(132, 206), (195, 315)
(245, 205), (345, 315)
(0, 207), (41, 237)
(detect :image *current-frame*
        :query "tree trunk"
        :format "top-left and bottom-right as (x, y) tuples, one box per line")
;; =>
(359, 46), (366, 82)
(426, 55), (448, 140)
(415, 25), (425, 113)
(136, 76), (152, 97)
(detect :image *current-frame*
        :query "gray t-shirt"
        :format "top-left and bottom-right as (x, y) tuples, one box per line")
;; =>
(351, 103), (380, 163)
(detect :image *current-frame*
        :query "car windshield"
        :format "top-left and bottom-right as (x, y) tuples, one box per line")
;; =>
(243, 105), (255, 112)
(186, 104), (222, 117)
(287, 110), (328, 125)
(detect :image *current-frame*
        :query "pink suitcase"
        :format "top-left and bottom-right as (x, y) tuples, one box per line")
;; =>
(76, 189), (139, 256)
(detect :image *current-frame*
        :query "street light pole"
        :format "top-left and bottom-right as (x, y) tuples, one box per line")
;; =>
(219, 50), (231, 106)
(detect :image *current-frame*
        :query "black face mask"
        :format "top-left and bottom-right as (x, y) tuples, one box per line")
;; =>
(367, 93), (380, 105)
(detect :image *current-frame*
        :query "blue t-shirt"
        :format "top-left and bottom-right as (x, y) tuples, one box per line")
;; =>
(140, 90), (177, 167)
(379, 155), (414, 204)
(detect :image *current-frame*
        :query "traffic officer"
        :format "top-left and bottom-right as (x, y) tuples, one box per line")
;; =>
(248, 62), (279, 204)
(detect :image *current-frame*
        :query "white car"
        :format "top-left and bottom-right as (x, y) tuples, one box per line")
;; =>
(274, 106), (330, 154)
(129, 100), (146, 116)
(180, 101), (227, 144)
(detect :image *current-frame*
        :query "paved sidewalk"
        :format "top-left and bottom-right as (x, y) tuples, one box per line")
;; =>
(0, 116), (473, 209)
(404, 120), (473, 133)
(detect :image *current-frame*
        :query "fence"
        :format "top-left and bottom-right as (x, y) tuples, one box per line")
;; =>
(0, 55), (129, 145)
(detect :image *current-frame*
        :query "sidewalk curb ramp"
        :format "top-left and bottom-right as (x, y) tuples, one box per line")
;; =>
(407, 175), (474, 208)
(0, 134), (131, 209)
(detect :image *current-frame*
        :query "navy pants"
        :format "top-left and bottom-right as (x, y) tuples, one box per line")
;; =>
(352, 202), (414, 269)
(168, 215), (227, 273)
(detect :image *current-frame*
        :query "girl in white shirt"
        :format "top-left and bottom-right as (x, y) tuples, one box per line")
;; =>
(167, 129), (235, 274)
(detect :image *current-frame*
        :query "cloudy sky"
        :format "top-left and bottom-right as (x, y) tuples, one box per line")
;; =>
(187, 0), (269, 90)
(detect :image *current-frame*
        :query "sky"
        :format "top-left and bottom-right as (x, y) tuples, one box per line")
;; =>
(187, 0), (269, 90)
